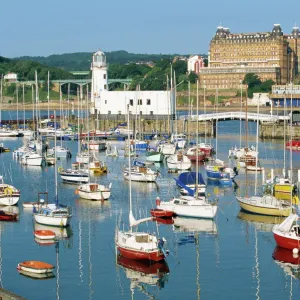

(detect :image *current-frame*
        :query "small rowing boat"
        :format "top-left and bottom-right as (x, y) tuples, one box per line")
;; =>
(150, 209), (174, 218)
(34, 230), (56, 240)
(17, 261), (55, 274)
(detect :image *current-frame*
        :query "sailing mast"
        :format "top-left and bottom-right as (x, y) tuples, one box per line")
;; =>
(16, 84), (19, 129)
(77, 87), (80, 155)
(35, 71), (39, 136)
(283, 94), (286, 177)
(22, 83), (25, 131)
(240, 81), (243, 148)
(254, 96), (259, 195)
(215, 86), (219, 158)
(127, 104), (134, 231)
(54, 110), (58, 207)
(289, 84), (293, 204)
(47, 71), (50, 121)
(204, 80), (207, 144)
(196, 80), (199, 199)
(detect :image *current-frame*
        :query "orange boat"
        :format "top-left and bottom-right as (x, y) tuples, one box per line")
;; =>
(34, 230), (56, 240)
(150, 209), (174, 218)
(17, 261), (55, 274)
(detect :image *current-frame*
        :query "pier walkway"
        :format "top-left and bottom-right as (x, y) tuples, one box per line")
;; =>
(179, 111), (289, 122)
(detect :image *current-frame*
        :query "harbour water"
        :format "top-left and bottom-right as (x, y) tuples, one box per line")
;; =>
(0, 116), (299, 299)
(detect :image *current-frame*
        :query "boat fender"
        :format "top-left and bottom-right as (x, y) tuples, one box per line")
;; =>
(4, 187), (13, 195)
(156, 197), (161, 206)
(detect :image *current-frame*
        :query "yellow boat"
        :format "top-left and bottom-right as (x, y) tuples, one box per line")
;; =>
(236, 195), (292, 217)
(89, 161), (107, 174)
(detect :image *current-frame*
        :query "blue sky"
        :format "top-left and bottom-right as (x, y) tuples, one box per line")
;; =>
(1, 0), (299, 58)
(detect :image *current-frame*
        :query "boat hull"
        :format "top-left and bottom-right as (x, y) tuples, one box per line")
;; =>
(17, 261), (54, 274)
(150, 209), (174, 218)
(0, 195), (20, 206)
(146, 153), (164, 162)
(123, 171), (157, 182)
(117, 246), (165, 262)
(60, 173), (89, 184)
(34, 214), (70, 227)
(237, 198), (291, 217)
(273, 232), (300, 250)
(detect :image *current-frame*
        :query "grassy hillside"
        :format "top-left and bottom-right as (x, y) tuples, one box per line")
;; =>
(15, 50), (208, 71)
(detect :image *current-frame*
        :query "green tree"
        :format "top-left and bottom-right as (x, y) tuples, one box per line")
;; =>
(188, 72), (198, 84)
(243, 73), (262, 88)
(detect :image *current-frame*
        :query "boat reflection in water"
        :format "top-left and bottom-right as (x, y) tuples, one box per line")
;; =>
(34, 222), (73, 248)
(18, 269), (56, 280)
(117, 255), (169, 290)
(237, 211), (285, 232)
(206, 180), (237, 196)
(75, 198), (111, 222)
(272, 247), (300, 279)
(173, 217), (217, 235)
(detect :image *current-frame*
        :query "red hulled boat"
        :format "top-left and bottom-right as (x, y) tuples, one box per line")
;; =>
(198, 143), (214, 157)
(273, 214), (300, 250)
(286, 140), (300, 151)
(150, 209), (174, 218)
(186, 147), (206, 162)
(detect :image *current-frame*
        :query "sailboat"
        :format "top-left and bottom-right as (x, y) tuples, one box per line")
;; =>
(115, 105), (169, 262)
(33, 112), (72, 227)
(77, 119), (112, 201)
(205, 86), (237, 184)
(246, 99), (264, 172)
(0, 175), (20, 206)
(272, 213), (300, 250)
(157, 81), (218, 219)
(0, 76), (18, 137)
(59, 96), (89, 184)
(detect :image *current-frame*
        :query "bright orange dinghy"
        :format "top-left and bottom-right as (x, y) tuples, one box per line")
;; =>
(17, 261), (55, 274)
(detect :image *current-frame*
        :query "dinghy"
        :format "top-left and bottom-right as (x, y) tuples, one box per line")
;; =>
(17, 261), (55, 274)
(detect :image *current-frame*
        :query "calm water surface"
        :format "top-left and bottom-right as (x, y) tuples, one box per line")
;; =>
(0, 118), (299, 300)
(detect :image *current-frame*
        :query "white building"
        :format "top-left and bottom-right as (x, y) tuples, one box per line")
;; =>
(91, 51), (175, 119)
(4, 72), (17, 82)
(247, 93), (271, 106)
(187, 55), (205, 74)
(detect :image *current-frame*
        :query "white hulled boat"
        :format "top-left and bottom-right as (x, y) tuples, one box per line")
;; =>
(21, 151), (44, 166)
(77, 183), (112, 200)
(0, 176), (20, 206)
(166, 153), (191, 171)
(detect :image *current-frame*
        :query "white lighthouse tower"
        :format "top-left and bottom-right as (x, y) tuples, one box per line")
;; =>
(91, 50), (108, 104)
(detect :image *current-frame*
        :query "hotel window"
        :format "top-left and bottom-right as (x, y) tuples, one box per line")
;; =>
(138, 99), (142, 105)
(103, 74), (106, 79)
(140, 111), (143, 115)
(108, 111), (111, 114)
(118, 111), (121, 115)
(104, 84), (107, 89)
(150, 111), (153, 115)
(105, 100), (107, 104)
(147, 99), (151, 105)
(130, 99), (133, 106)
